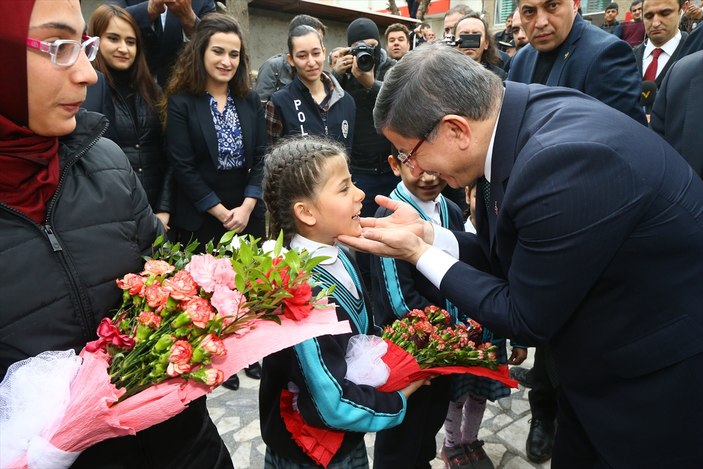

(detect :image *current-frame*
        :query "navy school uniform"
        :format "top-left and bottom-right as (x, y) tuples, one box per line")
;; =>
(370, 183), (464, 468)
(260, 235), (407, 467)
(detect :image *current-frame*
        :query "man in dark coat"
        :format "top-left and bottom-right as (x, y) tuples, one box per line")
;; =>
(651, 49), (703, 177)
(340, 43), (703, 469)
(506, 0), (646, 460)
(508, 2), (646, 125)
(633, 0), (688, 87)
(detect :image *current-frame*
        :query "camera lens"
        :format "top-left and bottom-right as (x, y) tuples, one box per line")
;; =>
(356, 51), (374, 72)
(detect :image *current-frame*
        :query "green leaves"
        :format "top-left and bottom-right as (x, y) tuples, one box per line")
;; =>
(382, 306), (499, 370)
(105, 229), (333, 400)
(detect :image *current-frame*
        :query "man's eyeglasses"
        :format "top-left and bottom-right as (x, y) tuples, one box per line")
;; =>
(396, 119), (441, 171)
(26, 35), (100, 68)
(396, 137), (426, 170)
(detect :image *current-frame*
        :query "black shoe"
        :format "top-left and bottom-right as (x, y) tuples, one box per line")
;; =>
(510, 366), (534, 388)
(221, 374), (239, 390)
(526, 417), (555, 463)
(464, 440), (494, 469)
(244, 362), (261, 380)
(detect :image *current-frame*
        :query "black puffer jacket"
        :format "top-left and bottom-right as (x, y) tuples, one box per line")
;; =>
(110, 92), (171, 213)
(84, 73), (172, 213)
(0, 111), (231, 469)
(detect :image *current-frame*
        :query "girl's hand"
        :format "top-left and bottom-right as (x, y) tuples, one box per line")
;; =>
(208, 203), (233, 226)
(400, 376), (433, 399)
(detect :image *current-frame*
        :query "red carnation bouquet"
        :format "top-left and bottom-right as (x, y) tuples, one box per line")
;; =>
(0, 232), (351, 469)
(375, 305), (509, 390)
(280, 305), (517, 467)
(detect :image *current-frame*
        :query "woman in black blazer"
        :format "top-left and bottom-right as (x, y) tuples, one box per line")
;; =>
(164, 13), (266, 251)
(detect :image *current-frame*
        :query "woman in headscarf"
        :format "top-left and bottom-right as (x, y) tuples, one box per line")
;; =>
(0, 1), (232, 467)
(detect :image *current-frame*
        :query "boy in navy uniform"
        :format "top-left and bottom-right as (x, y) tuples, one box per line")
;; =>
(370, 153), (464, 468)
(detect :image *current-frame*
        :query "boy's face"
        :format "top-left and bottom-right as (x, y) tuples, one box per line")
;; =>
(388, 155), (447, 202)
(466, 185), (477, 227)
(604, 7), (618, 22)
(631, 2), (643, 19)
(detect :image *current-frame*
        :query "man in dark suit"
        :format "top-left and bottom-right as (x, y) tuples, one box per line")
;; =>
(507, 0), (646, 460)
(508, 0), (646, 125)
(111, 0), (216, 85)
(650, 50), (703, 177)
(633, 0), (688, 87)
(340, 43), (703, 468)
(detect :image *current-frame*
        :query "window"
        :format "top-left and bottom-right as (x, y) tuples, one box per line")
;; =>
(495, 0), (515, 24)
(582, 0), (609, 14)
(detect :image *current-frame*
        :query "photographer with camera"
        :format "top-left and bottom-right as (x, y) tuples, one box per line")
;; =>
(333, 18), (397, 287)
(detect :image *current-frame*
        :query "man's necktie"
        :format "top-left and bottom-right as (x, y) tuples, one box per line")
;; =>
(479, 176), (491, 212)
(643, 48), (662, 81)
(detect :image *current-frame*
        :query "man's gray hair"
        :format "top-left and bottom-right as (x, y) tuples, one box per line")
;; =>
(374, 43), (503, 138)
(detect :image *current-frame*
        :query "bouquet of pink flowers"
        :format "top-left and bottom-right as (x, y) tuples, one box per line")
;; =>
(87, 232), (331, 399)
(0, 232), (351, 469)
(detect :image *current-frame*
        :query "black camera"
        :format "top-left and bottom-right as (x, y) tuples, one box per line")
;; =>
(441, 33), (481, 49)
(457, 34), (481, 49)
(349, 42), (376, 72)
(441, 34), (457, 46)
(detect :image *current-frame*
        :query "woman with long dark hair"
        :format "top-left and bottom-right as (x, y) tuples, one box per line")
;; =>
(86, 4), (171, 230)
(163, 13), (267, 389)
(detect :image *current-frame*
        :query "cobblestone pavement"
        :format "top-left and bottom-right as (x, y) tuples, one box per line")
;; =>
(207, 352), (550, 468)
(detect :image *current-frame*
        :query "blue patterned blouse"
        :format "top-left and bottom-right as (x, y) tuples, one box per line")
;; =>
(207, 90), (245, 170)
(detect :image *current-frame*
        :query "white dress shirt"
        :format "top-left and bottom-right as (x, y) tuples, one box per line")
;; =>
(290, 234), (359, 299)
(415, 105), (503, 289)
(642, 31), (682, 80)
(398, 181), (442, 225)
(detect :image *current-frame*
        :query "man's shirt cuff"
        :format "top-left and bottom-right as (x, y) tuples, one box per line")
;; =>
(416, 245), (459, 289)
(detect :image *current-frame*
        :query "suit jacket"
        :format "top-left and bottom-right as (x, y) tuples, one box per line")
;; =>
(650, 50), (703, 178)
(112, 0), (216, 85)
(441, 81), (703, 466)
(680, 19), (703, 57)
(508, 15), (646, 125)
(633, 32), (688, 87)
(166, 90), (266, 232)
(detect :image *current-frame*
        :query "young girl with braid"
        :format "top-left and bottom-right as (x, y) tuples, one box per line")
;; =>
(259, 136), (428, 468)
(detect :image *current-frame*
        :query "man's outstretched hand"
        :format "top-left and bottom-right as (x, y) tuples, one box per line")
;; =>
(337, 195), (434, 264)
